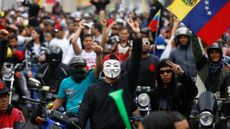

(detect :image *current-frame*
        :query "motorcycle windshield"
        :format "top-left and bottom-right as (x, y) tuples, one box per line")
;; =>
(198, 91), (217, 112)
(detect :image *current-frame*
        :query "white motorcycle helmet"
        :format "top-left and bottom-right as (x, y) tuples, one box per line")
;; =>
(175, 27), (192, 45)
(175, 27), (192, 37)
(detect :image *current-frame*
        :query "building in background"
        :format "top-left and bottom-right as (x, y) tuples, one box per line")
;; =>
(0, 0), (170, 14)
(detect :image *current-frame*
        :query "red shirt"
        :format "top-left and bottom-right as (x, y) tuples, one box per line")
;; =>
(0, 108), (25, 129)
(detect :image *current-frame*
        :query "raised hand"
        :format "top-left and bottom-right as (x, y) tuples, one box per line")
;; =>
(100, 19), (107, 27)
(0, 29), (9, 39)
(91, 42), (103, 55)
(166, 60), (184, 75)
(78, 20), (86, 30)
(126, 18), (140, 34)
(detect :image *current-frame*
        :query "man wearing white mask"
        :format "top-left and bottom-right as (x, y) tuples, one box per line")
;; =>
(77, 18), (142, 129)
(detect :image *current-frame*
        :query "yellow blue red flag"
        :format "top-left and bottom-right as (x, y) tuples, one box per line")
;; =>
(148, 10), (161, 32)
(168, 0), (230, 46)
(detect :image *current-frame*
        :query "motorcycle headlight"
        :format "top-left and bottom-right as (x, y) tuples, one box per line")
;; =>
(199, 111), (214, 127)
(42, 86), (50, 92)
(137, 93), (150, 107)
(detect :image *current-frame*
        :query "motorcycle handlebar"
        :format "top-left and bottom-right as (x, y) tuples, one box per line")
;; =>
(22, 96), (40, 103)
(14, 63), (23, 71)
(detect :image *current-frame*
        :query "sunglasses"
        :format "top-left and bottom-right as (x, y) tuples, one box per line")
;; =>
(159, 70), (172, 74)
(143, 41), (150, 45)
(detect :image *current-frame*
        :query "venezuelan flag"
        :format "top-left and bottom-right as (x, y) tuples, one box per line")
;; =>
(168, 0), (230, 46)
(148, 10), (161, 32)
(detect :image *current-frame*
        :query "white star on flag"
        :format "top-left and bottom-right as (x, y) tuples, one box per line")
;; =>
(207, 11), (212, 16)
(205, 6), (209, 10)
(204, 0), (209, 5)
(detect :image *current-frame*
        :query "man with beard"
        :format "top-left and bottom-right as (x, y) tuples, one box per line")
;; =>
(51, 43), (103, 116)
(169, 27), (197, 81)
(150, 59), (197, 117)
(77, 18), (142, 129)
(124, 37), (159, 89)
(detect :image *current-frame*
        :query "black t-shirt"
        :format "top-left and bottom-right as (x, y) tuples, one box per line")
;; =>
(124, 55), (159, 89)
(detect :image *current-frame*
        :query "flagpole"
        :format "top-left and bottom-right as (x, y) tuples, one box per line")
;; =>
(154, 9), (162, 53)
(155, 9), (162, 37)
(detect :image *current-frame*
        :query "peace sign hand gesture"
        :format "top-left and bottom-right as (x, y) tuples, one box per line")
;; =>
(166, 60), (184, 76)
(126, 18), (140, 34)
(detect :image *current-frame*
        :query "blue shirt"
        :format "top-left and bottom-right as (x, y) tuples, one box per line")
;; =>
(57, 70), (97, 115)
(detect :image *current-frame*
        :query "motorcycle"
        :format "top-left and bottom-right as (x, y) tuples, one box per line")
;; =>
(2, 62), (30, 106)
(135, 86), (152, 116)
(190, 91), (230, 129)
(24, 78), (80, 129)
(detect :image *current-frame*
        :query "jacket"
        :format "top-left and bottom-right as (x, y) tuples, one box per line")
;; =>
(170, 41), (197, 78)
(0, 107), (25, 129)
(35, 63), (70, 93)
(77, 37), (142, 129)
(191, 36), (230, 97)
(151, 73), (198, 117)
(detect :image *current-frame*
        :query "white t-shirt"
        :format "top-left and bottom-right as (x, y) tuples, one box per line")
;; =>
(93, 35), (102, 44)
(62, 34), (82, 65)
(81, 50), (96, 70)
(33, 43), (41, 57)
(49, 38), (70, 63)
(63, 42), (82, 65)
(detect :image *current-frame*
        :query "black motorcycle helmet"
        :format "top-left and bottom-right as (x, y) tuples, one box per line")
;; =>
(69, 56), (87, 83)
(46, 45), (62, 66)
(206, 43), (223, 62)
(69, 56), (87, 68)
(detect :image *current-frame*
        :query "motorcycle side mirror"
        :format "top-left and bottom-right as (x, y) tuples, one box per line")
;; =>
(28, 78), (41, 88)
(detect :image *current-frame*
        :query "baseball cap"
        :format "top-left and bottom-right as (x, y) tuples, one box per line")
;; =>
(0, 81), (9, 94)
(103, 53), (121, 62)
